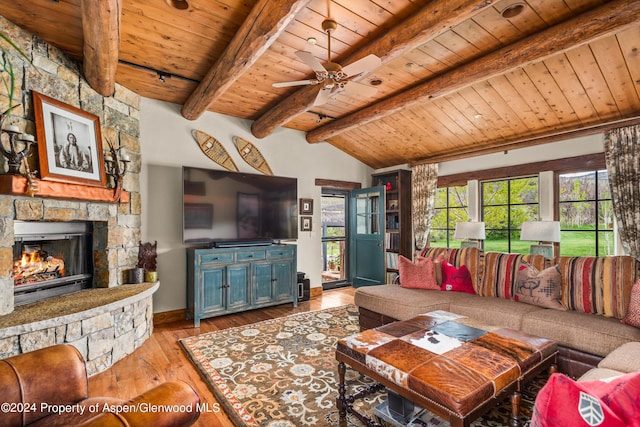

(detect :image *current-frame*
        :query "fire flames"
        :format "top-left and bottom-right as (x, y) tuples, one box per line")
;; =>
(12, 249), (65, 286)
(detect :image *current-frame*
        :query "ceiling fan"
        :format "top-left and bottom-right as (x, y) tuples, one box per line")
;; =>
(273, 18), (382, 106)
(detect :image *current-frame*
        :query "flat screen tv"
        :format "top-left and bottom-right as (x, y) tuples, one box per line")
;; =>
(182, 166), (298, 245)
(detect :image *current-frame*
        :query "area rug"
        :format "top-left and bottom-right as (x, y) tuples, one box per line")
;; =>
(180, 305), (544, 426)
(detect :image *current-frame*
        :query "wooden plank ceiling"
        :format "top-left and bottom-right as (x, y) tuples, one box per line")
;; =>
(2, 0), (639, 169)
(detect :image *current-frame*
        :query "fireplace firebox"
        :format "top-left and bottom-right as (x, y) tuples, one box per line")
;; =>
(12, 221), (93, 306)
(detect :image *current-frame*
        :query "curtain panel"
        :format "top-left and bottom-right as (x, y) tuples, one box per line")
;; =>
(604, 125), (640, 258)
(411, 163), (438, 253)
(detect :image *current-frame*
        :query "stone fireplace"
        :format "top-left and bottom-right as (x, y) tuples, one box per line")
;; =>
(0, 16), (150, 375)
(13, 220), (94, 306)
(0, 189), (140, 313)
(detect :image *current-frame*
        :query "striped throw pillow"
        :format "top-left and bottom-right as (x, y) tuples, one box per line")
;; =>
(558, 256), (640, 319)
(479, 252), (547, 299)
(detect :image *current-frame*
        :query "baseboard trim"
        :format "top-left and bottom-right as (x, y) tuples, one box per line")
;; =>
(310, 286), (323, 299)
(153, 309), (187, 325)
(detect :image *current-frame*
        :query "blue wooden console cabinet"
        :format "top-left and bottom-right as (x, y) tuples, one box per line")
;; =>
(187, 245), (297, 326)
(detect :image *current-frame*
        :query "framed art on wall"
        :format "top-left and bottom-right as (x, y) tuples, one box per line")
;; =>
(300, 198), (313, 215)
(33, 91), (106, 187)
(300, 216), (312, 231)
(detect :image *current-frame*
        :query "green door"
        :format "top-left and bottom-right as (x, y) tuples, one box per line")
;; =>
(349, 186), (385, 287)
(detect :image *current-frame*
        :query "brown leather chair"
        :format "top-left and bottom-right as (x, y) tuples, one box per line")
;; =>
(0, 344), (200, 427)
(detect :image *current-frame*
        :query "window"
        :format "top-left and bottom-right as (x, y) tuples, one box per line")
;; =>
(431, 185), (468, 248)
(558, 170), (613, 256)
(482, 176), (539, 253)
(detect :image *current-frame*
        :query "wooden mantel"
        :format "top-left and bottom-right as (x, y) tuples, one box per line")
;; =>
(0, 175), (130, 203)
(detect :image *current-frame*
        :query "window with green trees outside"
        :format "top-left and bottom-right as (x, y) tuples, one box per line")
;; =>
(558, 170), (613, 256)
(482, 176), (539, 253)
(430, 185), (468, 248)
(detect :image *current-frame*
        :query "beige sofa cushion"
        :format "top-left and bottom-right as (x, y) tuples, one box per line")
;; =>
(521, 309), (640, 357)
(354, 284), (474, 321)
(578, 368), (624, 382)
(449, 297), (543, 330)
(597, 342), (640, 373)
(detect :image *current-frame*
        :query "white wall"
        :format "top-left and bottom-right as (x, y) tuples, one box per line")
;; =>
(139, 98), (373, 313)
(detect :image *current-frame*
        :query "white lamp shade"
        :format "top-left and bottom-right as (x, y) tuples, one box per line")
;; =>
(520, 221), (560, 242)
(454, 222), (486, 240)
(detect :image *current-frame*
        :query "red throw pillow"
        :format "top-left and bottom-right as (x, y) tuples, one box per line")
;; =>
(621, 279), (640, 328)
(440, 262), (475, 295)
(531, 372), (640, 427)
(398, 255), (439, 290)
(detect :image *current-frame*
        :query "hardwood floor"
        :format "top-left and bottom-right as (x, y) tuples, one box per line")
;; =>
(88, 287), (356, 426)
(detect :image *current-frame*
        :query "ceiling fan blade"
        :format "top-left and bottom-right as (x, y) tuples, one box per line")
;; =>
(295, 51), (327, 73)
(341, 54), (382, 78)
(272, 79), (318, 88)
(313, 86), (335, 106)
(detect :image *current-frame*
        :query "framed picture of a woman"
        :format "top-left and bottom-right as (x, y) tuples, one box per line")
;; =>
(33, 91), (106, 187)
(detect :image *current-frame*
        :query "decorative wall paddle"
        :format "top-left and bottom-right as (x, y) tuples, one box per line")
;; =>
(192, 130), (238, 172)
(233, 136), (273, 175)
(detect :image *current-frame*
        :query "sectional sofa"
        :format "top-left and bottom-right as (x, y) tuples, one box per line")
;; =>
(354, 247), (640, 378)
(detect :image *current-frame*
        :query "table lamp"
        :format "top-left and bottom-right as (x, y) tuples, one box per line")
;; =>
(454, 222), (485, 248)
(520, 221), (560, 259)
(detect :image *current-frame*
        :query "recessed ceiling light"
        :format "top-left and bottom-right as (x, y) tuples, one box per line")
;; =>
(307, 37), (317, 45)
(501, 3), (525, 19)
(405, 63), (415, 69)
(167, 0), (189, 10)
(370, 79), (383, 86)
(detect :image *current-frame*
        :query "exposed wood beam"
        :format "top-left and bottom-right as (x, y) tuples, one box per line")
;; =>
(81, 0), (121, 97)
(307, 0), (640, 144)
(181, 0), (312, 121)
(315, 179), (361, 190)
(251, 0), (497, 139)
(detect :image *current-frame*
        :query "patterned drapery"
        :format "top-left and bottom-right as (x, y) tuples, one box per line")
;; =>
(604, 125), (640, 258)
(411, 163), (438, 253)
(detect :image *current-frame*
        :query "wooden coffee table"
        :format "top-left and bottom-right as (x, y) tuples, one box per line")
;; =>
(336, 311), (557, 427)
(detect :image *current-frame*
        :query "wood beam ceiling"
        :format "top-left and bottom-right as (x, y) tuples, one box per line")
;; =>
(81, 0), (122, 97)
(180, 0), (312, 121)
(306, 0), (640, 144)
(250, 0), (497, 139)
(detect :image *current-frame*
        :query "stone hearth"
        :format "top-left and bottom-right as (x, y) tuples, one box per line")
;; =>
(0, 283), (157, 375)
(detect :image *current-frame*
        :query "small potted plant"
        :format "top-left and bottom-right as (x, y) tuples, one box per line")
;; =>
(1, 31), (30, 121)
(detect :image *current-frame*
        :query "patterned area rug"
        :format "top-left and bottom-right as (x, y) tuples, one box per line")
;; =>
(180, 305), (545, 426)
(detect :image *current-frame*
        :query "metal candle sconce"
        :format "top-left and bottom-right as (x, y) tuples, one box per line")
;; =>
(0, 106), (37, 175)
(104, 140), (130, 201)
